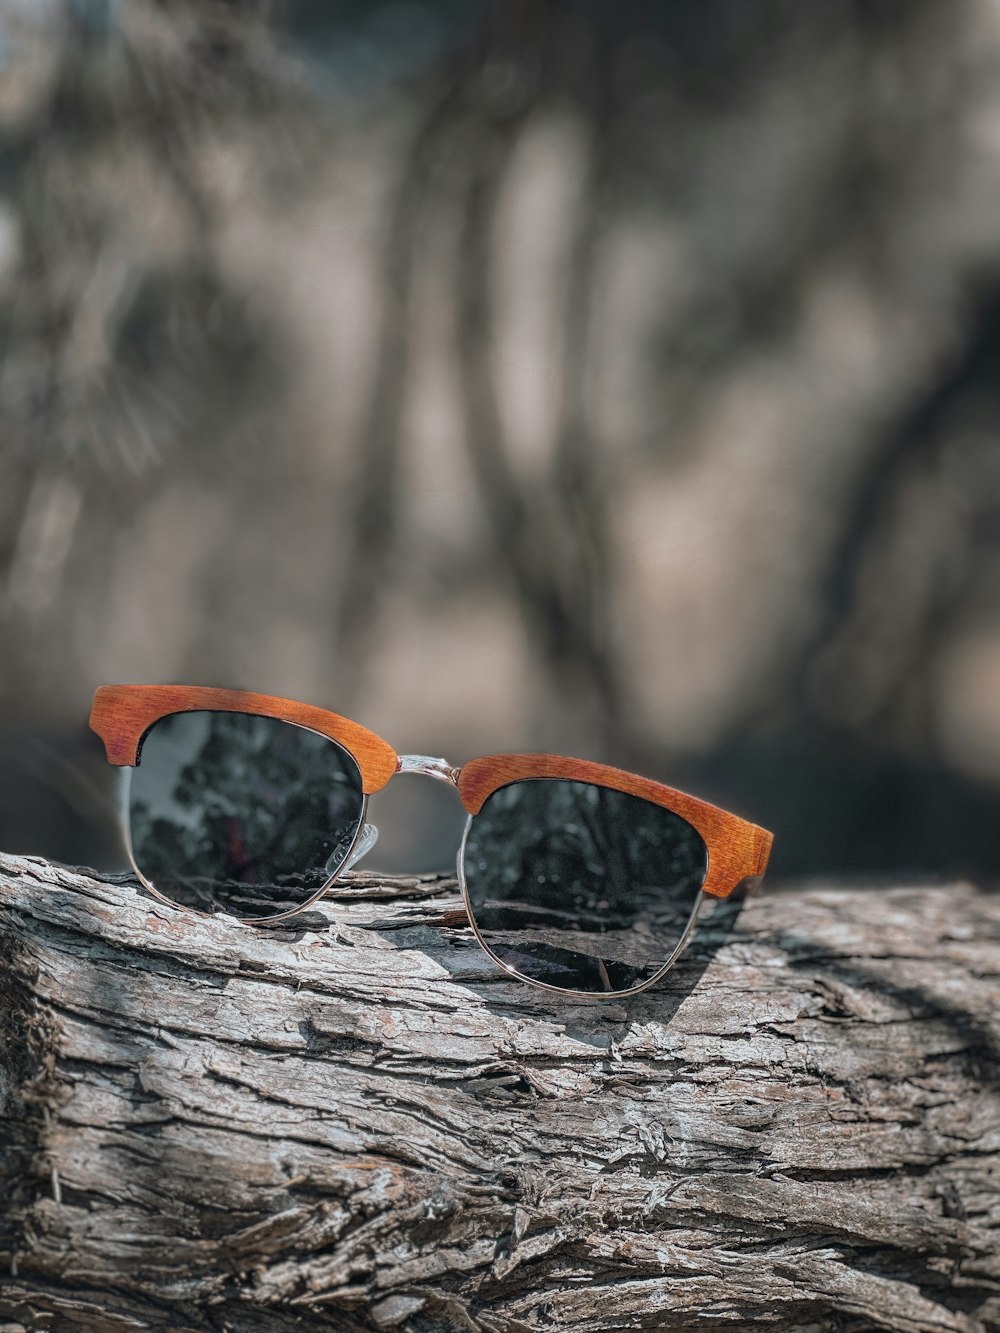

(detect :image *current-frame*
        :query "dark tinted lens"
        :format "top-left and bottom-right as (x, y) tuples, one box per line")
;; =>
(463, 779), (708, 994)
(129, 711), (364, 919)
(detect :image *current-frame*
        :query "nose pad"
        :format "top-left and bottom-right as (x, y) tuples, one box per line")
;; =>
(335, 822), (379, 874)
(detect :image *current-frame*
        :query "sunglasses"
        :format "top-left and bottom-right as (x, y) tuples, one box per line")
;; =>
(89, 685), (774, 999)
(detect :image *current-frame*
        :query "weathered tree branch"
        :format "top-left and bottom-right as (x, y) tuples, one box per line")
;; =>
(1, 853), (998, 1331)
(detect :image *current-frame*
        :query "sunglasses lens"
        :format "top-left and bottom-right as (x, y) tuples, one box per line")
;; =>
(128, 711), (365, 919)
(462, 779), (708, 995)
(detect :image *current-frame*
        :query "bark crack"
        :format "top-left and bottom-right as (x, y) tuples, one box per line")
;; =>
(2, 858), (998, 1332)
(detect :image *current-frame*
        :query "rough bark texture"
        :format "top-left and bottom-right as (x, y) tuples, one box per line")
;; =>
(0, 853), (998, 1333)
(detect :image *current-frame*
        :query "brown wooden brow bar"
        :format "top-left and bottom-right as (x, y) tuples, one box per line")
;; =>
(89, 685), (400, 795)
(459, 754), (772, 900)
(90, 685), (773, 898)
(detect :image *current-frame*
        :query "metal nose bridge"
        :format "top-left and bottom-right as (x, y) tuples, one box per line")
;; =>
(396, 754), (460, 785)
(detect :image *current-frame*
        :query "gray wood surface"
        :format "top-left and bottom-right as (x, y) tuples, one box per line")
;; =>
(1, 853), (998, 1332)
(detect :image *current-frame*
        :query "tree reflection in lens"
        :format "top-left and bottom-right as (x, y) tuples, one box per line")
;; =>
(463, 779), (708, 993)
(129, 711), (364, 918)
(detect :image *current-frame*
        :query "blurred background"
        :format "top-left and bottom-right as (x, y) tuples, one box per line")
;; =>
(1, 0), (999, 882)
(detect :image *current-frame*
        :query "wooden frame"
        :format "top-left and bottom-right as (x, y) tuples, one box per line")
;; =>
(459, 754), (772, 900)
(89, 685), (400, 794)
(90, 686), (773, 902)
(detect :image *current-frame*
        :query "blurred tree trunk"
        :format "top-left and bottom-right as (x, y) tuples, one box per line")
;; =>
(1, 855), (998, 1332)
(3, 2), (1000, 879)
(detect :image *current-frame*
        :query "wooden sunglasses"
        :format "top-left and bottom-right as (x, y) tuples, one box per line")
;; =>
(90, 685), (774, 998)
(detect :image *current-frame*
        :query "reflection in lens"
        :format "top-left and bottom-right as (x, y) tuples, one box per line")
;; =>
(129, 711), (365, 919)
(462, 779), (708, 994)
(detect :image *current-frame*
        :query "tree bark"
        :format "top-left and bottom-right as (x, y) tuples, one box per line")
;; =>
(0, 853), (998, 1333)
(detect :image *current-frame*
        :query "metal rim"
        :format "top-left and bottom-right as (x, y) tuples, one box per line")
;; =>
(119, 720), (370, 926)
(456, 811), (705, 1001)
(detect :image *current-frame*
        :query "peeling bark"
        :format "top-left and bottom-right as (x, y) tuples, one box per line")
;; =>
(0, 853), (998, 1332)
